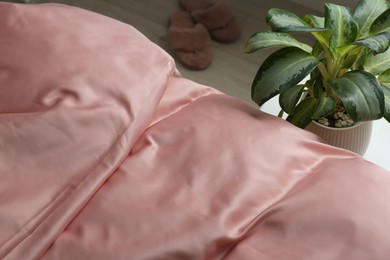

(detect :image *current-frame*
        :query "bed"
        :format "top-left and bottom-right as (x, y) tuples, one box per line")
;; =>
(1, 2), (390, 259)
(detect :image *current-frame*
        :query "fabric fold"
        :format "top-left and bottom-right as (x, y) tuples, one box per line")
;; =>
(2, 3), (390, 260)
(0, 3), (177, 258)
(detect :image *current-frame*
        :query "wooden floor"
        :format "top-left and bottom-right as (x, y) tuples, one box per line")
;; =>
(7, 0), (357, 105)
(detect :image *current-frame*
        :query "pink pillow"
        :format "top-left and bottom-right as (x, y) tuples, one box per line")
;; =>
(0, 3), (175, 257)
(0, 3), (174, 114)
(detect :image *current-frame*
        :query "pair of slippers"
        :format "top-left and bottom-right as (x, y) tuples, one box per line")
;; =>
(168, 0), (240, 70)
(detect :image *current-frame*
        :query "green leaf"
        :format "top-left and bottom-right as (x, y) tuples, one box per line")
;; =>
(364, 47), (390, 75)
(312, 94), (337, 120)
(251, 47), (320, 106)
(266, 8), (328, 32)
(304, 15), (325, 28)
(379, 69), (390, 121)
(311, 40), (325, 57)
(305, 15), (331, 51)
(342, 47), (360, 68)
(286, 97), (318, 128)
(352, 47), (368, 70)
(348, 31), (390, 54)
(382, 83), (390, 122)
(245, 32), (312, 54)
(311, 75), (325, 99)
(279, 84), (305, 114)
(335, 45), (358, 62)
(328, 71), (385, 122)
(370, 8), (390, 35)
(325, 3), (358, 53)
(354, 0), (390, 38)
(379, 69), (390, 87)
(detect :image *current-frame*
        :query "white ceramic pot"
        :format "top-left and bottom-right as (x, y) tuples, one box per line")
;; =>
(306, 120), (373, 156)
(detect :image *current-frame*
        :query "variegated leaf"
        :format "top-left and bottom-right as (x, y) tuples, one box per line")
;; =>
(380, 70), (390, 121)
(364, 47), (390, 75)
(382, 82), (390, 122)
(342, 47), (360, 68)
(266, 8), (327, 32)
(245, 32), (312, 54)
(379, 69), (390, 87)
(311, 40), (324, 57)
(328, 71), (385, 122)
(251, 47), (319, 106)
(305, 15), (331, 50)
(349, 31), (390, 54)
(370, 8), (390, 35)
(354, 0), (390, 38)
(312, 94), (337, 120)
(304, 15), (325, 28)
(325, 3), (358, 54)
(286, 97), (318, 128)
(352, 47), (368, 70)
(279, 84), (305, 114)
(311, 72), (325, 98)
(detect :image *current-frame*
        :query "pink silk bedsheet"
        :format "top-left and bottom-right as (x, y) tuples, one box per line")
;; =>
(1, 3), (390, 260)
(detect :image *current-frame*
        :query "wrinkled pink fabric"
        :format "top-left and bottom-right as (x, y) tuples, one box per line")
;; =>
(1, 3), (390, 260)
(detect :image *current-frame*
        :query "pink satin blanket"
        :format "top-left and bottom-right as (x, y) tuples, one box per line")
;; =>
(1, 3), (390, 259)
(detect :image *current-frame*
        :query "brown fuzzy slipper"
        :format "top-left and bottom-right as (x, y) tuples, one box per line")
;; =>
(179, 0), (240, 43)
(168, 11), (212, 70)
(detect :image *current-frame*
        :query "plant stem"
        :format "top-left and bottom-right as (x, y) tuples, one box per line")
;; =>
(318, 63), (330, 82)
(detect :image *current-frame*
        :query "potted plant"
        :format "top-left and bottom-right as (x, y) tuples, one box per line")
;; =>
(245, 0), (390, 154)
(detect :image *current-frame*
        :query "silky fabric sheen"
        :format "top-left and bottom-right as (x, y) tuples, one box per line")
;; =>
(1, 3), (390, 260)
